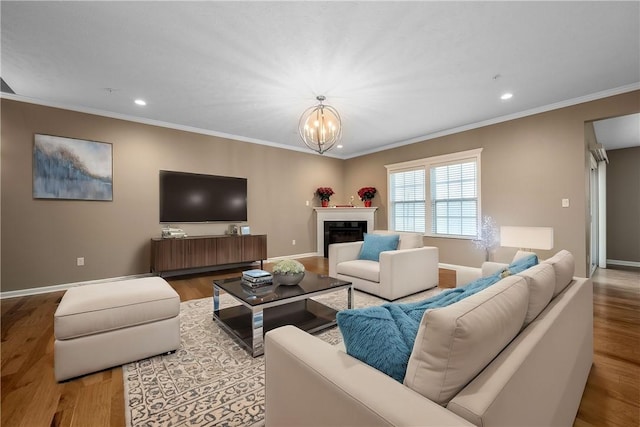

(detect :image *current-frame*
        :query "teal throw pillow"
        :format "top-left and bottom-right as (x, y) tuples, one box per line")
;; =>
(358, 233), (400, 261)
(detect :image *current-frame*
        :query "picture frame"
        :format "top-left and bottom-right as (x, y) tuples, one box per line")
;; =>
(240, 225), (251, 235)
(33, 134), (113, 201)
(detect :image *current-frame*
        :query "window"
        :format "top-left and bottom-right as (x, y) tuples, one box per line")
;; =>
(431, 160), (477, 236)
(386, 148), (482, 238)
(389, 168), (426, 232)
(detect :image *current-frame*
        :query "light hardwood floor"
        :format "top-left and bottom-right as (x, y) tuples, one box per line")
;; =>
(1, 258), (638, 427)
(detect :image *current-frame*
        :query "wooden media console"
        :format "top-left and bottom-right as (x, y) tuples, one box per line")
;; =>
(151, 234), (267, 275)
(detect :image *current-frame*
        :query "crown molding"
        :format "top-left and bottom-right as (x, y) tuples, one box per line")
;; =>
(0, 92), (345, 159)
(343, 82), (640, 159)
(3, 82), (638, 161)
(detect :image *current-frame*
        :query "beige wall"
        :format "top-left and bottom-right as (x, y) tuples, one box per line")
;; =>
(345, 91), (640, 275)
(606, 146), (640, 263)
(1, 100), (344, 291)
(2, 91), (639, 291)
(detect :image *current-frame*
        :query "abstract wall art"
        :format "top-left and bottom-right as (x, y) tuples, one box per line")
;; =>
(33, 134), (113, 201)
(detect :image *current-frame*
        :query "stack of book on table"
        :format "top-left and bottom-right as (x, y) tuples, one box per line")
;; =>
(241, 269), (273, 287)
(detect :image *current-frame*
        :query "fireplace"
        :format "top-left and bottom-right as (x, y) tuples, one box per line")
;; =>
(314, 207), (377, 257)
(323, 221), (367, 257)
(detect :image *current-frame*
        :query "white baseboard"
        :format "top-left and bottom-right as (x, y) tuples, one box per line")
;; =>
(606, 259), (640, 268)
(267, 252), (321, 262)
(0, 273), (154, 299)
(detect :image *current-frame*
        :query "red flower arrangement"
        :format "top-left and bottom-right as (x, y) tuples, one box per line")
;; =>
(315, 187), (335, 201)
(357, 187), (377, 201)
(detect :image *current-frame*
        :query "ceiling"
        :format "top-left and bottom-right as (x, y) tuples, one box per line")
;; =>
(1, 1), (639, 159)
(593, 113), (640, 151)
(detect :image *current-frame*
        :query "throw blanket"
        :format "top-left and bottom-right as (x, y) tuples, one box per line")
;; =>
(336, 255), (538, 382)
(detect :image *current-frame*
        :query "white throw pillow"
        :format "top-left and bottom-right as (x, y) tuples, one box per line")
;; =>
(542, 250), (575, 297)
(513, 250), (537, 262)
(517, 263), (556, 326)
(404, 276), (529, 405)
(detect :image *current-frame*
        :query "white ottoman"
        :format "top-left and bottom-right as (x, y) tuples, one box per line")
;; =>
(54, 276), (180, 381)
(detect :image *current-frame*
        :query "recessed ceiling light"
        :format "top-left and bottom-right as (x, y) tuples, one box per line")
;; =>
(337, 144), (343, 149)
(500, 93), (513, 100)
(134, 99), (147, 106)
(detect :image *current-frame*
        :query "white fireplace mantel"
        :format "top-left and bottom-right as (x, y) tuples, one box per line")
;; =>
(314, 207), (378, 255)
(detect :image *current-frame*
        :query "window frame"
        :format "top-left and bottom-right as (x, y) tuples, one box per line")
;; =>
(385, 148), (483, 239)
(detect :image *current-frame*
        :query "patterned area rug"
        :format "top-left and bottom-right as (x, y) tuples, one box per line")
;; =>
(123, 286), (441, 426)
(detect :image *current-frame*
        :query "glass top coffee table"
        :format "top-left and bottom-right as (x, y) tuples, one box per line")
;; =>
(213, 273), (353, 357)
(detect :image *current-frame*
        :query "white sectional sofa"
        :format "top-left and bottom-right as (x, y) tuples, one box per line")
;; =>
(265, 250), (593, 426)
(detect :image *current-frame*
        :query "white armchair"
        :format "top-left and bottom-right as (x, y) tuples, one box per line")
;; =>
(329, 230), (438, 301)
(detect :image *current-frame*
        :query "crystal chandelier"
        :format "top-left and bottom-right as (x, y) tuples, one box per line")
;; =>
(298, 95), (342, 154)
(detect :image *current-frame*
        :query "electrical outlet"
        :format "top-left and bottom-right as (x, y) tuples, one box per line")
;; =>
(77, 257), (85, 266)
(305, 200), (309, 206)
(562, 198), (570, 208)
(292, 240), (296, 245)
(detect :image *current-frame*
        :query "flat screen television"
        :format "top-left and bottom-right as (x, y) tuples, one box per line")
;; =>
(159, 170), (247, 223)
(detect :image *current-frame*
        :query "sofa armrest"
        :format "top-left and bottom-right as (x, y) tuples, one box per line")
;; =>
(378, 247), (439, 300)
(265, 325), (473, 427)
(329, 241), (363, 278)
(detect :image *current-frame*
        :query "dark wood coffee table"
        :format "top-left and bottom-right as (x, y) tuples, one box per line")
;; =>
(213, 273), (353, 356)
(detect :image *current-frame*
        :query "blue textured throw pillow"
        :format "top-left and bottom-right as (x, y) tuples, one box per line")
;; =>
(337, 271), (504, 382)
(358, 233), (400, 261)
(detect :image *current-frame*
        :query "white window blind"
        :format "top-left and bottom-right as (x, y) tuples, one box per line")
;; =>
(390, 168), (426, 232)
(430, 160), (478, 237)
(386, 148), (482, 239)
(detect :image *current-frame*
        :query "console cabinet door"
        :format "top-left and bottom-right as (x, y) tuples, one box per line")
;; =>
(216, 236), (243, 265)
(242, 235), (267, 262)
(186, 238), (217, 268)
(151, 239), (182, 272)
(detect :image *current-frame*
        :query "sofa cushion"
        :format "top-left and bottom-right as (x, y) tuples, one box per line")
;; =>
(358, 233), (400, 261)
(336, 272), (504, 382)
(404, 275), (529, 406)
(517, 263), (556, 326)
(542, 250), (575, 297)
(373, 230), (423, 250)
(513, 250), (537, 262)
(336, 259), (380, 282)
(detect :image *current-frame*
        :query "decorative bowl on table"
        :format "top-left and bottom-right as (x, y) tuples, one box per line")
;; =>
(272, 259), (305, 286)
(273, 271), (305, 286)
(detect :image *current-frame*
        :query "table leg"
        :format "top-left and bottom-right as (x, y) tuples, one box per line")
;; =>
(347, 285), (354, 309)
(251, 308), (264, 356)
(213, 284), (220, 318)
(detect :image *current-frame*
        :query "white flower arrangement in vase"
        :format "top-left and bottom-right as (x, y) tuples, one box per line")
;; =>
(272, 259), (305, 285)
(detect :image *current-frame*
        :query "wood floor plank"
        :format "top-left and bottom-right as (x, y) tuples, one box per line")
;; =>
(110, 367), (126, 427)
(0, 258), (638, 426)
(70, 379), (112, 427)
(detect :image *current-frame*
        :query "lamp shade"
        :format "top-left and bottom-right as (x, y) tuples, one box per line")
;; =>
(500, 226), (554, 250)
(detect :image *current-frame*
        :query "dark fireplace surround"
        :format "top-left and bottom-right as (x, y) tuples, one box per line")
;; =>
(323, 221), (368, 257)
